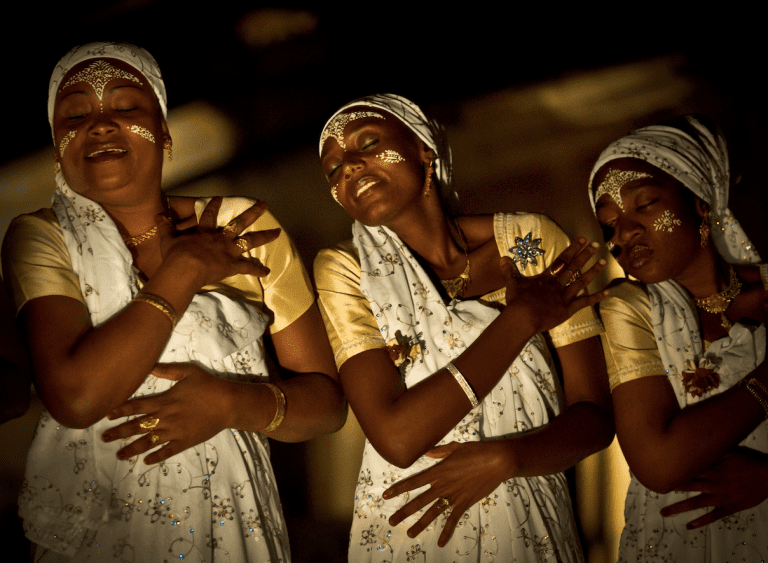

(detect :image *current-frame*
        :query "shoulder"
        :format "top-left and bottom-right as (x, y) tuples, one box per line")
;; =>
(599, 278), (651, 326)
(314, 239), (360, 288)
(3, 208), (64, 257)
(192, 196), (283, 230)
(493, 212), (566, 242)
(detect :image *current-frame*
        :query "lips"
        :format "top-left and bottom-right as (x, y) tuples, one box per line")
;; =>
(627, 244), (653, 269)
(86, 145), (128, 160)
(355, 176), (379, 197)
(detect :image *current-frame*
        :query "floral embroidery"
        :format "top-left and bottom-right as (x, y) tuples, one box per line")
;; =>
(509, 232), (544, 271)
(681, 357), (720, 397)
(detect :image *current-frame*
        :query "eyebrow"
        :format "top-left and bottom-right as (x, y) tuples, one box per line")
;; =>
(108, 84), (145, 94)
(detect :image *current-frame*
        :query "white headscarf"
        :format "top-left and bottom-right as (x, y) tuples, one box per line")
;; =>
(319, 93), (459, 214)
(48, 41), (168, 135)
(588, 115), (759, 264)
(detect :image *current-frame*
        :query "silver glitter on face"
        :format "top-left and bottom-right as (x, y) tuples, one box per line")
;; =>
(595, 169), (652, 210)
(320, 111), (384, 151)
(59, 130), (76, 157)
(653, 210), (682, 233)
(129, 125), (156, 143)
(61, 60), (143, 101)
(376, 150), (405, 165)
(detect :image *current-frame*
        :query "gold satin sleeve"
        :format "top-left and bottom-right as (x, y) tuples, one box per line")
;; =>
(597, 279), (665, 391)
(194, 197), (314, 334)
(1, 208), (84, 313)
(314, 239), (385, 369)
(492, 213), (604, 348)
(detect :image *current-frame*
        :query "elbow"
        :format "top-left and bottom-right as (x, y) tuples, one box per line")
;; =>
(632, 470), (679, 495)
(37, 385), (108, 429)
(367, 431), (426, 469)
(625, 454), (690, 495)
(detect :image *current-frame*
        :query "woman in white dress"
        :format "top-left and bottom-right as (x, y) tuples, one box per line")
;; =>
(313, 94), (615, 562)
(591, 115), (768, 562)
(2, 42), (346, 562)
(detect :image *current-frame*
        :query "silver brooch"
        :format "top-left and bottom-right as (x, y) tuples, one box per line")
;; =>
(510, 232), (544, 271)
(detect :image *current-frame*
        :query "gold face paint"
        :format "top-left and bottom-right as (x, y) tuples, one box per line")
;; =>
(376, 150), (405, 165)
(331, 184), (340, 204)
(320, 111), (384, 151)
(61, 60), (143, 111)
(59, 130), (76, 157)
(653, 210), (682, 233)
(595, 168), (652, 210)
(129, 125), (155, 143)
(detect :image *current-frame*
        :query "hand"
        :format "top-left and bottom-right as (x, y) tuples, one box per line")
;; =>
(383, 441), (511, 547)
(659, 446), (768, 529)
(102, 363), (235, 464)
(501, 238), (607, 334)
(160, 197), (281, 287)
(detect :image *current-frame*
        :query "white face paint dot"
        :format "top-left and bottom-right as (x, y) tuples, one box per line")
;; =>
(129, 125), (155, 144)
(595, 168), (652, 210)
(320, 111), (384, 152)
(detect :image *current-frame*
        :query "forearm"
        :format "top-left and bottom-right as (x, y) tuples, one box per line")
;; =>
(224, 373), (347, 442)
(499, 400), (615, 478)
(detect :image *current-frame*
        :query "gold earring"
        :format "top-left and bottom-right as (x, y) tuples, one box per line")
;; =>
(700, 214), (710, 247)
(423, 160), (434, 197)
(164, 136), (173, 161)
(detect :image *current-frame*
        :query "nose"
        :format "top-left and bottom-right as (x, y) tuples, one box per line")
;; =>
(88, 112), (118, 136)
(343, 161), (363, 179)
(614, 216), (644, 247)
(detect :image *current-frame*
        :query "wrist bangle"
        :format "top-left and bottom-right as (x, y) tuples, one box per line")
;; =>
(446, 362), (479, 408)
(261, 383), (286, 433)
(134, 292), (179, 328)
(740, 377), (768, 420)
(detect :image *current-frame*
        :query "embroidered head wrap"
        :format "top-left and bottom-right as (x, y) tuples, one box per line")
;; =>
(588, 115), (759, 264)
(48, 41), (168, 135)
(320, 93), (459, 215)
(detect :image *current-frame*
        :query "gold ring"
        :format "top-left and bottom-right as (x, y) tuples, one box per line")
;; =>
(548, 262), (565, 276)
(222, 222), (238, 234)
(151, 433), (161, 444)
(139, 417), (160, 430)
(565, 271), (581, 287)
(438, 497), (451, 509)
(235, 237), (249, 253)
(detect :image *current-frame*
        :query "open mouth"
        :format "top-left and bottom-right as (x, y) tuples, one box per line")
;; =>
(627, 244), (652, 268)
(356, 177), (378, 197)
(87, 148), (128, 160)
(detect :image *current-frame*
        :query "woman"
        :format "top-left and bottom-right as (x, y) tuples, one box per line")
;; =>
(2, 42), (345, 562)
(313, 94), (614, 562)
(591, 115), (768, 562)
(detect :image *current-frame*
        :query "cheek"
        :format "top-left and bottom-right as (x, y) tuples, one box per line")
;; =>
(127, 125), (156, 144)
(375, 150), (406, 166)
(652, 209), (683, 233)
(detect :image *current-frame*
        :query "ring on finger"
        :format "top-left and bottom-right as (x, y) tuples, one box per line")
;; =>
(565, 271), (581, 287)
(548, 261), (565, 276)
(234, 237), (249, 253)
(438, 497), (451, 510)
(222, 221), (238, 235)
(139, 416), (160, 430)
(150, 433), (161, 444)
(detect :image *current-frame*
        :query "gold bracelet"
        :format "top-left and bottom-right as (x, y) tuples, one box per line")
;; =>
(740, 377), (768, 420)
(133, 292), (179, 328)
(261, 383), (286, 433)
(446, 362), (479, 408)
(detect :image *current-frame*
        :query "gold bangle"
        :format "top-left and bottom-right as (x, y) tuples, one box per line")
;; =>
(740, 377), (768, 420)
(445, 362), (479, 408)
(134, 292), (179, 328)
(261, 383), (286, 433)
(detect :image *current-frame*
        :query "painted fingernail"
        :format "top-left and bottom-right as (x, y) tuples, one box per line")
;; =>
(591, 241), (600, 248)
(598, 259), (606, 265)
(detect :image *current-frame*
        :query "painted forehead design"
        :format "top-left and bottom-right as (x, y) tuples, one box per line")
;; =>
(594, 168), (652, 210)
(320, 111), (384, 151)
(61, 60), (143, 101)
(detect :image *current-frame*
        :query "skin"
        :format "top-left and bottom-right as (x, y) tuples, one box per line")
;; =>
(319, 107), (615, 546)
(23, 59), (345, 458)
(593, 157), (768, 527)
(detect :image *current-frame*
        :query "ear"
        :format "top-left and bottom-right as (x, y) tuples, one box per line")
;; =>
(420, 142), (434, 165)
(161, 119), (170, 140)
(694, 197), (710, 218)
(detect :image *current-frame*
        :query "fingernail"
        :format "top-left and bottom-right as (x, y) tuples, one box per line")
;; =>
(602, 289), (610, 296)
(116, 452), (127, 460)
(598, 259), (606, 265)
(102, 433), (112, 442)
(686, 524), (694, 530)
(591, 241), (600, 248)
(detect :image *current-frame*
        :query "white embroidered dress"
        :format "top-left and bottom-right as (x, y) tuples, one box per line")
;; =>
(17, 186), (290, 562)
(345, 217), (586, 563)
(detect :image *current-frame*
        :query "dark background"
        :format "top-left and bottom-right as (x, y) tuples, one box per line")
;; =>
(1, 4), (766, 562)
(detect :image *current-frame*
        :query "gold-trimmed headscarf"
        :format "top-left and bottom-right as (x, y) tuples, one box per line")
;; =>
(48, 42), (168, 134)
(588, 115), (759, 263)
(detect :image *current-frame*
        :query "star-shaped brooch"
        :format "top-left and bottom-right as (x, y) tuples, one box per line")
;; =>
(509, 232), (544, 271)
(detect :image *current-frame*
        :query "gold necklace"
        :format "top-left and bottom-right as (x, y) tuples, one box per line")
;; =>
(694, 265), (742, 330)
(122, 194), (171, 248)
(440, 220), (471, 299)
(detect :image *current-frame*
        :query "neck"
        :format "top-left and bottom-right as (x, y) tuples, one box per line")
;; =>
(672, 245), (727, 299)
(98, 190), (167, 239)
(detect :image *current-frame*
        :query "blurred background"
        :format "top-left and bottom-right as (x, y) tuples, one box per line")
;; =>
(1, 4), (766, 562)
